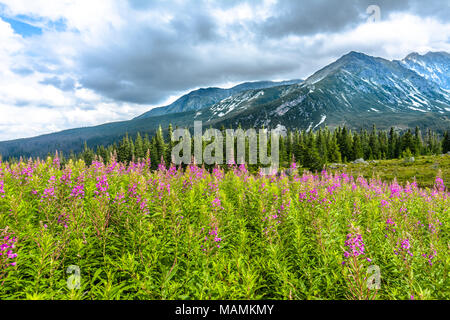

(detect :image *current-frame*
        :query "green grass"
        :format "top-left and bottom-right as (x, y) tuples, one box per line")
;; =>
(0, 155), (448, 300)
(327, 154), (450, 189)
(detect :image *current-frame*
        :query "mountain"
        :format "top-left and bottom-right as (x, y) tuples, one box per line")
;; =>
(0, 110), (197, 159)
(193, 51), (450, 132)
(0, 51), (449, 159)
(135, 79), (303, 118)
(399, 51), (450, 90)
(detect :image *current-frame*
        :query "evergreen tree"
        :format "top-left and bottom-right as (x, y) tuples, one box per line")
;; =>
(303, 132), (324, 171)
(149, 137), (159, 170)
(378, 131), (388, 159)
(368, 125), (380, 159)
(316, 129), (328, 163)
(328, 134), (342, 163)
(352, 134), (364, 160)
(442, 131), (450, 154)
(117, 133), (132, 163)
(155, 125), (166, 162)
(401, 129), (414, 155)
(96, 145), (108, 163)
(337, 127), (353, 162)
(166, 124), (174, 164)
(134, 132), (145, 159)
(82, 142), (94, 165)
(412, 126), (423, 156)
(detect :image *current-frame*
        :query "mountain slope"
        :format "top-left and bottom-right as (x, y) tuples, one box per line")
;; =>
(1, 51), (449, 159)
(399, 51), (450, 90)
(197, 51), (449, 131)
(0, 110), (198, 159)
(135, 79), (303, 118)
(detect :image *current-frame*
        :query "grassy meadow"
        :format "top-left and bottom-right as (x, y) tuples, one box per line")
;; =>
(0, 155), (449, 300)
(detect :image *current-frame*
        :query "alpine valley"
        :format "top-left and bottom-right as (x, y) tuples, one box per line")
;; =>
(1, 51), (449, 158)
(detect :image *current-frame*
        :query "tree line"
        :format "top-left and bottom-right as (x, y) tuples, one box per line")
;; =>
(5, 125), (449, 172)
(75, 125), (450, 171)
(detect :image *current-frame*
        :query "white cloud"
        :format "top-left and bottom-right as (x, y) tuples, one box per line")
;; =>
(322, 14), (450, 59)
(0, 0), (449, 141)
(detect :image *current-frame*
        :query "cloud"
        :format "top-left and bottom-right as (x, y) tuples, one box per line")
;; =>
(40, 76), (76, 92)
(0, 0), (449, 141)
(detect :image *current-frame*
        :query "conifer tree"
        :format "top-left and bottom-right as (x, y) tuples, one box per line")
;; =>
(166, 124), (174, 164)
(413, 126), (423, 156)
(134, 132), (145, 159)
(82, 141), (94, 165)
(352, 134), (364, 160)
(328, 134), (342, 163)
(442, 131), (450, 154)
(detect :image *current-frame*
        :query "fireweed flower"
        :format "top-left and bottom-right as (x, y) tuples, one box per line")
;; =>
(156, 180), (171, 200)
(385, 218), (396, 234)
(422, 249), (438, 266)
(394, 238), (413, 260)
(94, 175), (109, 197)
(380, 199), (390, 208)
(0, 232), (18, 268)
(53, 155), (60, 168)
(60, 169), (72, 185)
(342, 233), (372, 264)
(238, 163), (248, 173)
(343, 233), (365, 258)
(434, 177), (445, 193)
(42, 187), (56, 199)
(0, 180), (5, 198)
(212, 167), (224, 180)
(389, 182), (402, 198)
(113, 192), (126, 205)
(127, 183), (150, 215)
(70, 185), (85, 199)
(158, 162), (166, 172)
(167, 165), (178, 176)
(298, 192), (307, 201)
(211, 197), (224, 211)
(262, 212), (282, 236)
(57, 212), (70, 228)
(308, 188), (318, 201)
(201, 220), (223, 251)
(20, 167), (34, 181)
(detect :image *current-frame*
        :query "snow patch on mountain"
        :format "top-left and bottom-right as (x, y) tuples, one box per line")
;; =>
(408, 106), (427, 112)
(313, 115), (327, 130)
(272, 96), (305, 116)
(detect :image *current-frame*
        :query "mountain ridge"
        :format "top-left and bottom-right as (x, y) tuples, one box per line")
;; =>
(135, 79), (303, 119)
(1, 50), (449, 159)
(191, 50), (449, 133)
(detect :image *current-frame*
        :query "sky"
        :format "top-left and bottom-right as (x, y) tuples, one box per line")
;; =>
(0, 0), (449, 141)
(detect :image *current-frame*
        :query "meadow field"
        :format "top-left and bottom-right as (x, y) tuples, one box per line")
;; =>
(0, 155), (448, 300)
(329, 154), (450, 189)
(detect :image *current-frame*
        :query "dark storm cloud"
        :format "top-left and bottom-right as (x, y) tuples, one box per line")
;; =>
(255, 0), (449, 38)
(76, 1), (298, 104)
(74, 0), (449, 105)
(257, 0), (397, 37)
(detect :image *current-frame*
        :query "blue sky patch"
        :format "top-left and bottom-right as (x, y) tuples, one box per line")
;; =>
(1, 16), (43, 37)
(0, 12), (67, 37)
